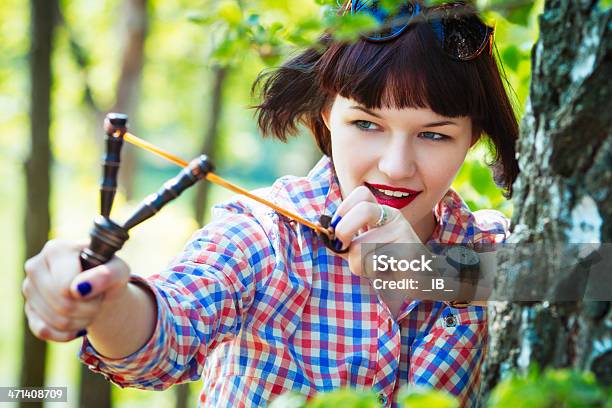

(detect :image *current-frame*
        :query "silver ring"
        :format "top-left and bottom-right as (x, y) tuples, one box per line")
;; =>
(374, 204), (388, 228)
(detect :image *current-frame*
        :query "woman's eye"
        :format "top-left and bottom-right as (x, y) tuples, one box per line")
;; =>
(352, 120), (379, 131)
(419, 131), (448, 141)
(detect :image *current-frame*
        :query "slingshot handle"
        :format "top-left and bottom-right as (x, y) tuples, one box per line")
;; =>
(79, 215), (129, 271)
(100, 113), (128, 217)
(122, 155), (214, 230)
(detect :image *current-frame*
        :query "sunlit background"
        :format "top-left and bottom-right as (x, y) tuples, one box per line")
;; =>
(0, 0), (541, 406)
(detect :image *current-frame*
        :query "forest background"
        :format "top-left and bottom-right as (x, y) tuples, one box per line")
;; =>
(1, 0), (545, 406)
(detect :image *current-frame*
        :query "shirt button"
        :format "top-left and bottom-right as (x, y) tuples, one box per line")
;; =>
(444, 314), (457, 327)
(377, 393), (388, 406)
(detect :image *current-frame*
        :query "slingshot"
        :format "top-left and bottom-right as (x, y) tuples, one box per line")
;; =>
(80, 113), (346, 272)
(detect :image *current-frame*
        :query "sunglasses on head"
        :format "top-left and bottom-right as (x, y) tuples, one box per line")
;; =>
(339, 0), (495, 61)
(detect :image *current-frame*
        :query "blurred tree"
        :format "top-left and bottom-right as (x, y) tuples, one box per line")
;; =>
(112, 0), (149, 200)
(60, 0), (149, 201)
(72, 2), (150, 406)
(20, 0), (57, 407)
(482, 0), (611, 401)
(193, 65), (228, 226)
(189, 0), (326, 226)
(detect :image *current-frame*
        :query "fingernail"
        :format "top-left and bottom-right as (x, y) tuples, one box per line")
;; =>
(76, 329), (87, 337)
(331, 214), (342, 229)
(77, 282), (92, 297)
(333, 238), (344, 252)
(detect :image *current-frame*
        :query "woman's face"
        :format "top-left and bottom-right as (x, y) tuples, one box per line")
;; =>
(322, 95), (475, 240)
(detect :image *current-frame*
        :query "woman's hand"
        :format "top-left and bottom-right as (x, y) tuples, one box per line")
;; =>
(330, 186), (434, 317)
(22, 239), (131, 342)
(331, 186), (428, 276)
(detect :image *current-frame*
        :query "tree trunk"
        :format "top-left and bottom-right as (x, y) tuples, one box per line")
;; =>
(20, 1), (57, 407)
(113, 0), (149, 200)
(481, 0), (611, 401)
(175, 383), (190, 408)
(176, 64), (228, 408)
(78, 2), (149, 406)
(193, 65), (228, 226)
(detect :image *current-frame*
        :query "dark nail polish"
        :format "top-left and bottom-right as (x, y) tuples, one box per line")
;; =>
(333, 239), (344, 252)
(76, 329), (87, 337)
(77, 282), (92, 297)
(331, 215), (342, 229)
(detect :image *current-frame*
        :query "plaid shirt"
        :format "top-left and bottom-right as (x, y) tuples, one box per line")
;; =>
(79, 155), (509, 407)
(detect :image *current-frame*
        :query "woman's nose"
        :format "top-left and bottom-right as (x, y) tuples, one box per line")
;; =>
(378, 140), (417, 180)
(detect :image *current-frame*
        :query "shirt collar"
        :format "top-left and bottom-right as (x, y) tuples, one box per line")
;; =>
(268, 155), (341, 226)
(429, 188), (475, 245)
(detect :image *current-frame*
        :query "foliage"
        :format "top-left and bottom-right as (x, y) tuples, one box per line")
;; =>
(268, 367), (610, 408)
(269, 384), (457, 408)
(396, 384), (458, 407)
(488, 366), (611, 408)
(185, 0), (540, 69)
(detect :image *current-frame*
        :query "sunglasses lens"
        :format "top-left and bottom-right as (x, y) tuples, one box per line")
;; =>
(355, 0), (421, 41)
(429, 5), (491, 60)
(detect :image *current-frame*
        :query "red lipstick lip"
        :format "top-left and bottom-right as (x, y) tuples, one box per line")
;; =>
(364, 183), (421, 210)
(365, 182), (421, 195)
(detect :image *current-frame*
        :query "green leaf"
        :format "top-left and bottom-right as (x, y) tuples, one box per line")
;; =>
(379, 0), (403, 13)
(306, 387), (379, 408)
(246, 14), (260, 26)
(501, 45), (522, 72)
(217, 0), (242, 27)
(269, 22), (285, 35)
(600, 0), (612, 10)
(325, 12), (378, 41)
(490, 1), (535, 27)
(269, 391), (307, 408)
(469, 161), (495, 196)
(488, 366), (609, 408)
(186, 10), (214, 25)
(506, 3), (533, 26)
(424, 0), (448, 5)
(314, 0), (338, 6)
(211, 35), (249, 65)
(397, 385), (458, 408)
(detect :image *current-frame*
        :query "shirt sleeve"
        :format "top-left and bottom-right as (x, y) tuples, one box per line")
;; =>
(78, 205), (275, 390)
(472, 209), (511, 245)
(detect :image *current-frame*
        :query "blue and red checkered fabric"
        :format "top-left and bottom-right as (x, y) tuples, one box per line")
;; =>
(79, 155), (509, 407)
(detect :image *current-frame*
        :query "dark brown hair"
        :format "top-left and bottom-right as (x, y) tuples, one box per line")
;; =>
(252, 12), (519, 197)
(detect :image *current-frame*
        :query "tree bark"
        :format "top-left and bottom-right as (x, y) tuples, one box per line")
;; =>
(20, 1), (57, 407)
(193, 65), (228, 226)
(481, 0), (611, 401)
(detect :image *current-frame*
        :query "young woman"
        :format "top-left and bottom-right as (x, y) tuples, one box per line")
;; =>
(23, 1), (518, 407)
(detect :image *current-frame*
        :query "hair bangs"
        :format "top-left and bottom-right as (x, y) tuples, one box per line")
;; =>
(316, 23), (489, 122)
